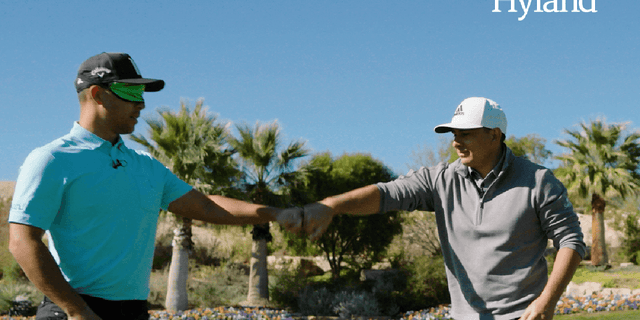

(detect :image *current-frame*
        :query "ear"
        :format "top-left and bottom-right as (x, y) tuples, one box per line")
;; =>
(491, 128), (502, 142)
(90, 85), (103, 104)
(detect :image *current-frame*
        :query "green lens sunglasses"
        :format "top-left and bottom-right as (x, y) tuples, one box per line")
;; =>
(108, 83), (146, 102)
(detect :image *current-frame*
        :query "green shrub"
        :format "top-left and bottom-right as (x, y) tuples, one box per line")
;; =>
(152, 227), (174, 270)
(148, 261), (250, 310)
(331, 290), (380, 318)
(154, 216), (250, 271)
(395, 255), (450, 312)
(0, 280), (42, 316)
(294, 285), (385, 317)
(546, 248), (557, 275)
(280, 231), (324, 257)
(272, 254), (449, 316)
(272, 261), (412, 317)
(148, 268), (169, 309)
(622, 213), (640, 265)
(0, 259), (25, 283)
(269, 263), (313, 310)
(187, 262), (249, 308)
(297, 286), (335, 316)
(289, 153), (402, 278)
(1, 197), (13, 281)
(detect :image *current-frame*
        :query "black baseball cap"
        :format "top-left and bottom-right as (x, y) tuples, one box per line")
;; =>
(75, 52), (165, 93)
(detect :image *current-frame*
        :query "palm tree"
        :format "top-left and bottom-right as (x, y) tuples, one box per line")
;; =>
(131, 99), (238, 311)
(555, 118), (640, 266)
(227, 120), (309, 305)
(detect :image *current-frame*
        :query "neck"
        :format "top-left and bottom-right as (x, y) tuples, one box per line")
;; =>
(475, 145), (503, 178)
(79, 105), (119, 145)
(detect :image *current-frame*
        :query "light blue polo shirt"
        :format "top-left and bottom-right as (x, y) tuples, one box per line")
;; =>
(9, 122), (193, 300)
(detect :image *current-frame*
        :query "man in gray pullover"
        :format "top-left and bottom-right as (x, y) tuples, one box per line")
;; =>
(302, 97), (585, 320)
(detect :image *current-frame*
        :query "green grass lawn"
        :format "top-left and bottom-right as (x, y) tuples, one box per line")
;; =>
(571, 264), (640, 289)
(555, 309), (640, 319)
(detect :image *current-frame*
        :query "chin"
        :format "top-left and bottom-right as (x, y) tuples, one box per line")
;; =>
(120, 127), (136, 135)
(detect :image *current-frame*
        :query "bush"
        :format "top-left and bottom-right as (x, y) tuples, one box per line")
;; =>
(273, 258), (441, 317)
(187, 262), (249, 308)
(0, 280), (42, 316)
(0, 259), (25, 283)
(154, 215), (251, 271)
(622, 213), (640, 265)
(271, 241), (449, 316)
(395, 255), (450, 312)
(272, 263), (396, 317)
(1, 197), (13, 281)
(288, 152), (402, 278)
(269, 262), (314, 310)
(295, 286), (385, 317)
(331, 290), (380, 318)
(398, 211), (442, 258)
(148, 267), (169, 309)
(148, 261), (250, 310)
(153, 225), (174, 270)
(297, 286), (335, 316)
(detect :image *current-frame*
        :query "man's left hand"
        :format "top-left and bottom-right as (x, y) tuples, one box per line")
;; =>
(274, 207), (304, 234)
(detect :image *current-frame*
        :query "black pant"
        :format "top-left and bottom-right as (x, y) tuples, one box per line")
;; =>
(36, 295), (149, 320)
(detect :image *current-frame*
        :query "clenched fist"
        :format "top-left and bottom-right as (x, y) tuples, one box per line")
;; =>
(274, 207), (304, 234)
(303, 202), (335, 241)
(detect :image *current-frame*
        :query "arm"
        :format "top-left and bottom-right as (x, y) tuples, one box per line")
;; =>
(519, 247), (582, 320)
(8, 223), (101, 320)
(168, 189), (302, 231)
(303, 184), (380, 240)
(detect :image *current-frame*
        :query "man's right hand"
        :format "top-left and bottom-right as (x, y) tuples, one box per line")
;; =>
(303, 202), (335, 241)
(274, 207), (304, 234)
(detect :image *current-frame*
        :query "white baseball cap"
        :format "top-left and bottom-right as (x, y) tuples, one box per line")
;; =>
(434, 97), (507, 135)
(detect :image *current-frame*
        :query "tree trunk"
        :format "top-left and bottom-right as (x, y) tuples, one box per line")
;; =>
(165, 217), (193, 311)
(591, 193), (608, 266)
(245, 187), (271, 305)
(246, 225), (269, 305)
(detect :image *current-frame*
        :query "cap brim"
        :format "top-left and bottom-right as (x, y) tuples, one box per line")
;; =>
(115, 78), (165, 92)
(434, 123), (484, 134)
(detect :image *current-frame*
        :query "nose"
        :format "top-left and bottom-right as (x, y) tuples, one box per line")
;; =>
(135, 102), (145, 110)
(452, 135), (462, 148)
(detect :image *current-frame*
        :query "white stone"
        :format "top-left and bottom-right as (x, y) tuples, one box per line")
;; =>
(565, 281), (602, 296)
(601, 288), (631, 296)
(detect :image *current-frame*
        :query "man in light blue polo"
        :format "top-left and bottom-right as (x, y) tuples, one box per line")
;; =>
(8, 52), (303, 320)
(301, 97), (585, 320)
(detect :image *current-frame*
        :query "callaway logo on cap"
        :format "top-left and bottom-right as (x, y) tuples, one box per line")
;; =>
(434, 97), (507, 135)
(75, 52), (165, 93)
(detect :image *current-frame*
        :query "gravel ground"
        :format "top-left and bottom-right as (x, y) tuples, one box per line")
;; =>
(144, 292), (640, 320)
(2, 283), (640, 319)
(2, 292), (640, 320)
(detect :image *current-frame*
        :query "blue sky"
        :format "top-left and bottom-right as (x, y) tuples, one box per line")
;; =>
(1, 0), (638, 181)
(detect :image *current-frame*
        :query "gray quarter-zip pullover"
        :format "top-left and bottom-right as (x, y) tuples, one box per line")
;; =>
(377, 146), (585, 320)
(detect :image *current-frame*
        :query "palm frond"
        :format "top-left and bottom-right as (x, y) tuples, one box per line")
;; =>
(134, 99), (240, 193)
(554, 118), (640, 203)
(228, 120), (308, 205)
